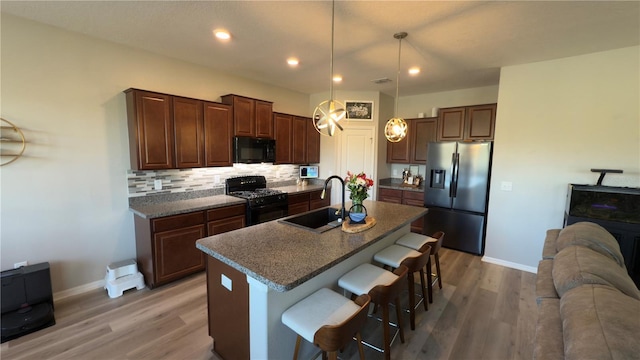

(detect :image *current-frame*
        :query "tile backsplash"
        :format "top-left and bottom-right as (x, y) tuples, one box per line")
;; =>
(127, 164), (300, 198)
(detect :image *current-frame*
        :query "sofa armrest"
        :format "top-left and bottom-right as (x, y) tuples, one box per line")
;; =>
(533, 298), (563, 360)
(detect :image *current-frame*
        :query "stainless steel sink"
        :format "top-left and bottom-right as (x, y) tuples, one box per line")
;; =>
(278, 207), (343, 233)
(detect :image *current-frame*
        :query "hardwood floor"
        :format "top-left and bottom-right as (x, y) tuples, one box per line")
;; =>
(1, 248), (537, 360)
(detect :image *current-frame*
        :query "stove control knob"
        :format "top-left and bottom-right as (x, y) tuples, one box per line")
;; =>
(256, 198), (264, 205)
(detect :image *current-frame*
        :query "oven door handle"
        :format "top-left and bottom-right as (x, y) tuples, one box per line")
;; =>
(249, 203), (288, 211)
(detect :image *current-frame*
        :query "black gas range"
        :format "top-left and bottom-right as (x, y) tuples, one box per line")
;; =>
(225, 176), (288, 226)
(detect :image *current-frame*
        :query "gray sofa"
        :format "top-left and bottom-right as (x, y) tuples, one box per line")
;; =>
(534, 222), (640, 360)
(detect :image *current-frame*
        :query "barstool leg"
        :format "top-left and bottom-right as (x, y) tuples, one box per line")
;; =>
(395, 297), (405, 344)
(356, 332), (365, 360)
(293, 335), (302, 360)
(407, 272), (416, 330)
(382, 304), (391, 360)
(435, 253), (443, 289)
(419, 268), (428, 311)
(427, 257), (433, 303)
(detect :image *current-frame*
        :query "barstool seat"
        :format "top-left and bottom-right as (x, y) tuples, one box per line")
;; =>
(374, 244), (431, 330)
(338, 263), (408, 360)
(396, 231), (445, 303)
(282, 288), (370, 360)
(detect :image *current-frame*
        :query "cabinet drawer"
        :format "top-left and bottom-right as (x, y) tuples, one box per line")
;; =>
(403, 190), (424, 202)
(379, 188), (402, 199)
(208, 215), (246, 235)
(152, 211), (205, 233)
(207, 204), (246, 221)
(288, 202), (309, 216)
(288, 193), (310, 205)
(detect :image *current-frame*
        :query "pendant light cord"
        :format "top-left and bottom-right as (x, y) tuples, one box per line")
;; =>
(394, 37), (402, 116)
(329, 0), (336, 101)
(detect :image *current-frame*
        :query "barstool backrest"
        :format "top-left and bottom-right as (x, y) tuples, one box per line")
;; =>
(313, 294), (371, 352)
(400, 245), (432, 272)
(429, 231), (445, 254)
(368, 265), (408, 304)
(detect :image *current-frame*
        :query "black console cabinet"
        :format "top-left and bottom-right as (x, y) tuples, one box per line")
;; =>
(564, 184), (640, 287)
(1, 262), (55, 343)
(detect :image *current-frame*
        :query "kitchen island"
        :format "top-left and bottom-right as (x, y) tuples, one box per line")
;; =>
(196, 200), (428, 360)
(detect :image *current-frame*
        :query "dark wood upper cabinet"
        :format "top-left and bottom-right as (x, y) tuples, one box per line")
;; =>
(255, 100), (274, 138)
(274, 112), (293, 164)
(292, 116), (308, 164)
(387, 117), (437, 164)
(173, 96), (204, 169)
(437, 103), (496, 141)
(411, 118), (437, 164)
(221, 94), (273, 138)
(466, 104), (497, 140)
(204, 102), (233, 167)
(437, 107), (466, 141)
(306, 117), (321, 164)
(126, 89), (173, 170)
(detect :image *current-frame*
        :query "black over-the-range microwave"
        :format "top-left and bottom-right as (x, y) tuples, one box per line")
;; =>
(233, 136), (276, 164)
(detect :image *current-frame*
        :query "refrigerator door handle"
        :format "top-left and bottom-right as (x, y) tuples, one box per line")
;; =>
(450, 152), (459, 198)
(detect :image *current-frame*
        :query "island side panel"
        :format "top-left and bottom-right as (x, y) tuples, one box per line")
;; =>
(249, 225), (410, 359)
(206, 256), (249, 360)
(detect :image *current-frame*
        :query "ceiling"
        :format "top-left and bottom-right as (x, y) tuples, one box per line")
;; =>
(2, 1), (639, 97)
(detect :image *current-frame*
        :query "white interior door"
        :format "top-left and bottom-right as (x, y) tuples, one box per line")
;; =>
(337, 126), (376, 203)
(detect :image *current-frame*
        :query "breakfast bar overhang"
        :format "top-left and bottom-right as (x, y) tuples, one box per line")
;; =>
(196, 201), (428, 359)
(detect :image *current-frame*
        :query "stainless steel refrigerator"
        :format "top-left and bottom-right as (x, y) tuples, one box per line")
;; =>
(423, 141), (492, 255)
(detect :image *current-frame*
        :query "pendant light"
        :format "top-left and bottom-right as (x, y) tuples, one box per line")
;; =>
(385, 32), (408, 143)
(313, 0), (346, 136)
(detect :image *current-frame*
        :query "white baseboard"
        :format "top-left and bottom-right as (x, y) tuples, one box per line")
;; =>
(53, 279), (105, 302)
(481, 256), (537, 274)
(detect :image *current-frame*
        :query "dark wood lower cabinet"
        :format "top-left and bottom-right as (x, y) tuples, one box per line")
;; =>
(135, 204), (246, 289)
(288, 189), (331, 215)
(378, 187), (425, 234)
(207, 256), (249, 360)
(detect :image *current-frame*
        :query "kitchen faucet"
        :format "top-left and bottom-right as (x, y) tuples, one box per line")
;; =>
(321, 175), (346, 220)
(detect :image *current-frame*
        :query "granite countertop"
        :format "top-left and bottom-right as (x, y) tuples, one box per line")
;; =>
(196, 201), (427, 292)
(378, 178), (424, 192)
(129, 182), (328, 219)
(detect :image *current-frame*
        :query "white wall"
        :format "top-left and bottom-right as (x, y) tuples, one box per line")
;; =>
(484, 46), (640, 271)
(0, 14), (309, 295)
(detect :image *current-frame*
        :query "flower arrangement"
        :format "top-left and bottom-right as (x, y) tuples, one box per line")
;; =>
(345, 171), (374, 204)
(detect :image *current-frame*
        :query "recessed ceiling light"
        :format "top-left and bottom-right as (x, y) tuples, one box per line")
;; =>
(408, 67), (420, 75)
(214, 29), (231, 40)
(287, 58), (299, 66)
(333, 75), (342, 82)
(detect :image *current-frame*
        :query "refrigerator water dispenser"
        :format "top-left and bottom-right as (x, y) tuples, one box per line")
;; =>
(430, 169), (445, 189)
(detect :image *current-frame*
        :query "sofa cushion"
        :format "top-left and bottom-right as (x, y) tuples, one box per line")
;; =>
(556, 222), (625, 267)
(536, 259), (559, 302)
(553, 246), (640, 300)
(542, 229), (561, 259)
(560, 284), (640, 360)
(533, 298), (564, 360)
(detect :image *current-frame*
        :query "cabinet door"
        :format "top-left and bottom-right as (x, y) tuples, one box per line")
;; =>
(274, 113), (293, 164)
(378, 188), (403, 203)
(231, 96), (255, 137)
(437, 107), (466, 141)
(173, 97), (204, 168)
(204, 102), (233, 167)
(402, 190), (425, 233)
(255, 100), (274, 139)
(292, 116), (308, 164)
(153, 224), (206, 284)
(306, 117), (321, 164)
(309, 189), (330, 210)
(126, 90), (173, 170)
(411, 118), (437, 164)
(288, 193), (310, 215)
(387, 134), (411, 163)
(466, 104), (497, 140)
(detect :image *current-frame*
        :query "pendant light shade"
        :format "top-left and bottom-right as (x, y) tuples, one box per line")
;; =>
(313, 0), (346, 136)
(385, 32), (408, 143)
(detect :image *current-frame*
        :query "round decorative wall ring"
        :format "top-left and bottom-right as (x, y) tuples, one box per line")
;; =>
(1, 118), (26, 166)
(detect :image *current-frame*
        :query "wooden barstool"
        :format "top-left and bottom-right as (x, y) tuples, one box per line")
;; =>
(338, 264), (409, 360)
(281, 288), (371, 360)
(395, 231), (445, 303)
(373, 243), (432, 330)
